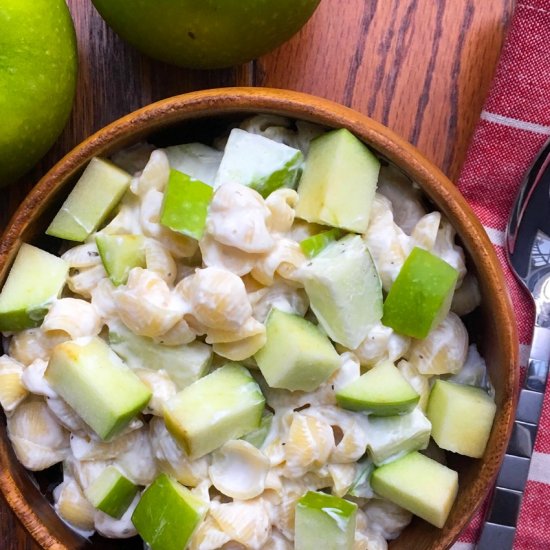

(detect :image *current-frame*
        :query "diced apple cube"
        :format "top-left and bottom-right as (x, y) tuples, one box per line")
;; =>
(160, 169), (214, 240)
(295, 128), (379, 233)
(382, 247), (459, 339)
(295, 491), (357, 550)
(336, 360), (419, 416)
(426, 379), (496, 458)
(298, 234), (383, 348)
(367, 407), (431, 465)
(254, 309), (340, 392)
(84, 465), (137, 518)
(0, 243), (68, 331)
(131, 473), (208, 550)
(371, 451), (458, 528)
(45, 336), (151, 440)
(214, 128), (303, 197)
(163, 363), (265, 459)
(46, 157), (131, 242)
(95, 234), (146, 286)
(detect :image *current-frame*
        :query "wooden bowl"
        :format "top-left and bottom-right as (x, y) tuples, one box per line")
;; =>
(0, 88), (518, 549)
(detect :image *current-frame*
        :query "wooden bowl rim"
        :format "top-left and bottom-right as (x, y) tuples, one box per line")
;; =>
(0, 87), (519, 550)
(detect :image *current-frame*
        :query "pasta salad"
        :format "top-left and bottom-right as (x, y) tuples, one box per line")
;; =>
(0, 115), (494, 550)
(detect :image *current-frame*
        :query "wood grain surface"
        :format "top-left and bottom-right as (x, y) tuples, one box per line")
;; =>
(0, 0), (514, 548)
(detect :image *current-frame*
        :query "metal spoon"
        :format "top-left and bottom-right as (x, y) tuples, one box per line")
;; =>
(476, 138), (550, 548)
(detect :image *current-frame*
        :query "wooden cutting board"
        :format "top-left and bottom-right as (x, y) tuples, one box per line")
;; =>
(0, 0), (514, 548)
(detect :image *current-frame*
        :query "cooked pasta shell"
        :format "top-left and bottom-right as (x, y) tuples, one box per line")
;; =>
(284, 413), (335, 477)
(265, 189), (298, 235)
(209, 440), (270, 500)
(260, 529), (292, 550)
(207, 183), (274, 253)
(113, 427), (158, 486)
(9, 328), (67, 366)
(7, 398), (69, 470)
(21, 358), (57, 398)
(451, 272), (482, 316)
(248, 279), (309, 324)
(199, 234), (257, 277)
(149, 417), (209, 486)
(0, 355), (28, 412)
(210, 498), (271, 549)
(213, 330), (267, 362)
(354, 509), (388, 550)
(189, 514), (231, 550)
(61, 242), (102, 269)
(407, 312), (468, 375)
(66, 456), (114, 492)
(134, 368), (177, 416)
(410, 212), (441, 251)
(47, 397), (89, 433)
(94, 493), (139, 539)
(363, 498), (412, 540)
(327, 463), (357, 497)
(179, 267), (253, 332)
(53, 478), (96, 532)
(397, 359), (430, 411)
(67, 264), (108, 299)
(145, 238), (177, 285)
(130, 149), (170, 196)
(42, 298), (103, 339)
(251, 239), (306, 286)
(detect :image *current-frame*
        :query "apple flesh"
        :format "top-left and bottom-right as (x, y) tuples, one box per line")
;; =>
(0, 244), (68, 332)
(296, 128), (380, 233)
(163, 143), (222, 187)
(0, 0), (77, 186)
(299, 228), (344, 258)
(214, 128), (303, 197)
(336, 360), (419, 416)
(254, 309), (340, 392)
(108, 319), (212, 390)
(298, 234), (383, 349)
(371, 451), (458, 528)
(163, 363), (265, 459)
(367, 407), (431, 465)
(95, 234), (146, 286)
(46, 157), (131, 242)
(45, 336), (151, 440)
(426, 379), (496, 458)
(241, 411), (273, 449)
(91, 0), (321, 69)
(160, 169), (214, 240)
(295, 491), (357, 550)
(131, 473), (208, 550)
(84, 465), (138, 519)
(382, 246), (459, 339)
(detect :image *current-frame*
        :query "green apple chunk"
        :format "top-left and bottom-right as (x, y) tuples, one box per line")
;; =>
(214, 128), (303, 197)
(296, 128), (380, 233)
(45, 336), (151, 440)
(427, 379), (496, 458)
(299, 228), (344, 258)
(295, 491), (357, 550)
(108, 319), (211, 390)
(241, 411), (273, 448)
(163, 363), (265, 459)
(0, 244), (68, 332)
(163, 143), (222, 187)
(298, 234), (383, 348)
(367, 407), (431, 465)
(132, 473), (208, 550)
(95, 234), (146, 286)
(84, 465), (138, 518)
(371, 451), (458, 528)
(46, 157), (131, 242)
(160, 169), (214, 240)
(254, 309), (340, 392)
(336, 360), (419, 416)
(382, 247), (459, 339)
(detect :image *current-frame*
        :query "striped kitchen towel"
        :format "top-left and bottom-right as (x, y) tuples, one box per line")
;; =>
(455, 1), (550, 548)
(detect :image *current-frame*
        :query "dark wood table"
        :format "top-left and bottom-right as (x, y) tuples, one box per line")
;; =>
(0, 0), (514, 547)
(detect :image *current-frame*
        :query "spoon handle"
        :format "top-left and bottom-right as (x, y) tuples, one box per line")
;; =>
(476, 323), (550, 549)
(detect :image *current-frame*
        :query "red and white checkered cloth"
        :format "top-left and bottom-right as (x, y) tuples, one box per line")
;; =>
(453, 1), (550, 548)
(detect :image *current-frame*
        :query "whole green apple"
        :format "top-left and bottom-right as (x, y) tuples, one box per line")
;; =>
(0, 0), (78, 187)
(91, 0), (321, 69)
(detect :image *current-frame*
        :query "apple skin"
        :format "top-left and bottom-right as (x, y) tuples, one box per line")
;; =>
(0, 0), (77, 186)
(91, 0), (321, 69)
